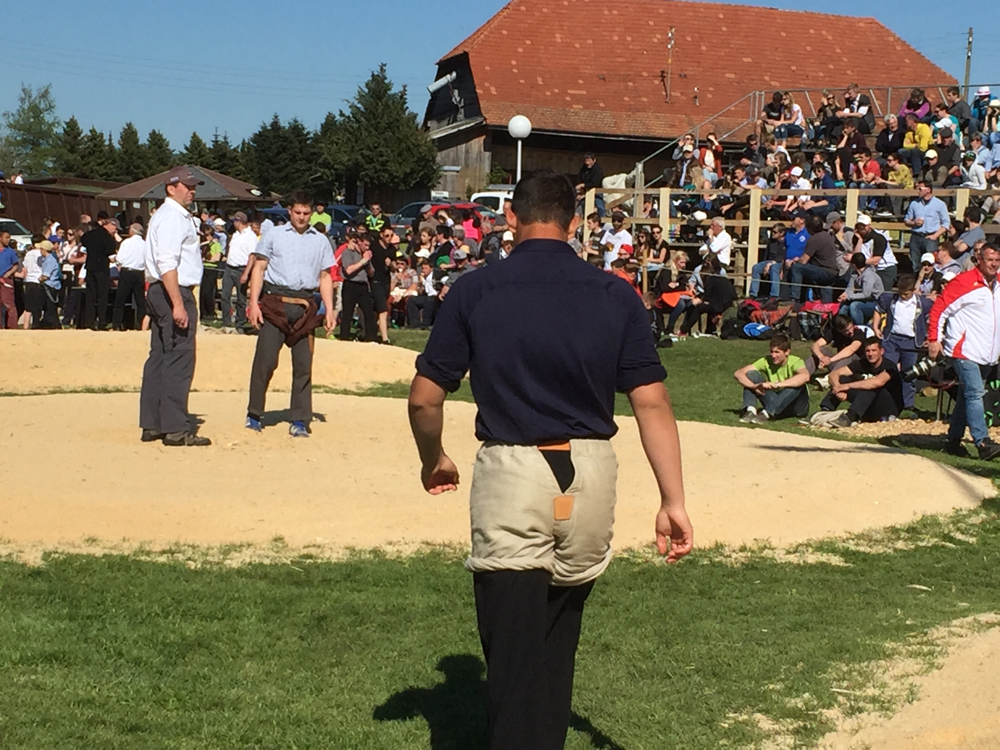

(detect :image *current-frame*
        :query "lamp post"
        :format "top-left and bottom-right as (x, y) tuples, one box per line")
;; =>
(507, 115), (532, 182)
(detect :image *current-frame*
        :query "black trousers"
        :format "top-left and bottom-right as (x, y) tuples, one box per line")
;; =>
(200, 267), (221, 320)
(113, 268), (146, 330)
(139, 283), (197, 435)
(821, 382), (902, 422)
(220, 264), (247, 326)
(474, 570), (594, 750)
(62, 287), (84, 328)
(340, 280), (376, 341)
(247, 302), (313, 423)
(36, 285), (61, 329)
(406, 295), (438, 328)
(84, 270), (111, 329)
(679, 302), (721, 335)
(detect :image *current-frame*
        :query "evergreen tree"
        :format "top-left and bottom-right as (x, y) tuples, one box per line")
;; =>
(54, 115), (84, 176)
(179, 132), (211, 166)
(246, 115), (287, 193)
(0, 84), (62, 175)
(78, 127), (117, 180)
(206, 132), (247, 180)
(313, 112), (345, 201)
(115, 122), (150, 182)
(334, 64), (439, 197)
(145, 129), (173, 175)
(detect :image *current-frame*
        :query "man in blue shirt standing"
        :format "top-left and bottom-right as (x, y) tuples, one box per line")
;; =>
(408, 170), (692, 750)
(0, 230), (18, 329)
(36, 240), (62, 329)
(904, 180), (950, 271)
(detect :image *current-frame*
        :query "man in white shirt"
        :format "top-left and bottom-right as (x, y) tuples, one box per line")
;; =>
(698, 216), (732, 267)
(139, 167), (211, 447)
(221, 211), (255, 329)
(113, 223), (147, 331)
(20, 242), (44, 329)
(599, 212), (633, 270)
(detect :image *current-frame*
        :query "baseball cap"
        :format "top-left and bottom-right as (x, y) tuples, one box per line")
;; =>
(420, 204), (433, 214)
(939, 127), (953, 139)
(977, 86), (991, 97)
(963, 151), (977, 161)
(414, 248), (431, 258)
(37, 240), (54, 251)
(502, 230), (515, 242)
(213, 218), (226, 228)
(492, 216), (507, 229)
(231, 211), (248, 223)
(855, 213), (872, 226)
(452, 248), (469, 260)
(924, 149), (938, 159)
(920, 252), (936, 265)
(105, 218), (121, 231)
(790, 166), (804, 177)
(129, 222), (143, 235)
(823, 211), (843, 229)
(691, 210), (708, 222)
(164, 166), (204, 187)
(682, 143), (694, 152)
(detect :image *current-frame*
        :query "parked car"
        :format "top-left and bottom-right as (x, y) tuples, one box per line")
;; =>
(0, 217), (33, 251)
(390, 201), (499, 234)
(470, 186), (514, 211)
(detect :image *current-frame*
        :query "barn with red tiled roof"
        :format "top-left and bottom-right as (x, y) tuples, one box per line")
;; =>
(424, 0), (955, 197)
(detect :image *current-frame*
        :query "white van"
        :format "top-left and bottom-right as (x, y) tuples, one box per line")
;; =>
(470, 185), (515, 212)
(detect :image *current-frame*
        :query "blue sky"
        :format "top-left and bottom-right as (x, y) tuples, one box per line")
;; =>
(2, 0), (997, 149)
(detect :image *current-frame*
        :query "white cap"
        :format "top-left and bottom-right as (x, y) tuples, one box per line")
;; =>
(502, 231), (515, 242)
(692, 210), (708, 222)
(414, 249), (431, 258)
(790, 166), (804, 177)
(855, 213), (872, 226)
(924, 149), (938, 159)
(920, 252), (936, 265)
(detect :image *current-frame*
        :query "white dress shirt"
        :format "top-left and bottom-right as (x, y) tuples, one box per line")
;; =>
(115, 235), (146, 270)
(226, 227), (257, 268)
(23, 249), (43, 283)
(145, 197), (203, 287)
(700, 230), (732, 266)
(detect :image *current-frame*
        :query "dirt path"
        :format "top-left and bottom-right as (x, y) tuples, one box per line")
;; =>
(0, 392), (989, 555)
(0, 329), (416, 393)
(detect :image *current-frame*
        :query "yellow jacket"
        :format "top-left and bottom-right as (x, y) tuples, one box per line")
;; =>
(903, 123), (932, 152)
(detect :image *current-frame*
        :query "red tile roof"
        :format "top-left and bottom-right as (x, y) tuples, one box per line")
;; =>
(440, 0), (956, 140)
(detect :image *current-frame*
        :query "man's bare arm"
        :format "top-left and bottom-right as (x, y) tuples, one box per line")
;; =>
(408, 374), (459, 495)
(627, 382), (692, 562)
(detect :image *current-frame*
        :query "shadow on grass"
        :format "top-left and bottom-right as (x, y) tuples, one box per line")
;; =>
(256, 409), (328, 428)
(373, 654), (625, 750)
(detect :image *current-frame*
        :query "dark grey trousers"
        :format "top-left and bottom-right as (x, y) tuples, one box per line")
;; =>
(247, 301), (314, 423)
(139, 283), (197, 434)
(220, 264), (247, 327)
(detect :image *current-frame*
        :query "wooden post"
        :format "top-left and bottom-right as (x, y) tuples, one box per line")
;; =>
(845, 188), (859, 227)
(634, 188), (648, 293)
(583, 188), (596, 247)
(658, 187), (670, 239)
(746, 188), (761, 297)
(956, 188), (970, 220)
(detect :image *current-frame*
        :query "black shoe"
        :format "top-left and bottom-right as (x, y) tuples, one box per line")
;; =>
(943, 441), (968, 458)
(656, 337), (674, 348)
(977, 439), (1000, 461)
(141, 429), (165, 443)
(162, 431), (212, 447)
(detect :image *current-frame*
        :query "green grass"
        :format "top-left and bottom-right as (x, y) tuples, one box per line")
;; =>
(2, 506), (1000, 749)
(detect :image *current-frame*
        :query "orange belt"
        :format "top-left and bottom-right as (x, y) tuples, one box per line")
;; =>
(537, 441), (571, 452)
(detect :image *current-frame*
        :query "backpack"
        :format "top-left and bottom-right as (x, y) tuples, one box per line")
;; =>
(750, 307), (792, 328)
(720, 318), (743, 340)
(742, 323), (773, 339)
(737, 299), (762, 322)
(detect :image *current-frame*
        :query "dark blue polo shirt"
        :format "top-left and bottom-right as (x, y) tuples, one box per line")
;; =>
(416, 238), (667, 444)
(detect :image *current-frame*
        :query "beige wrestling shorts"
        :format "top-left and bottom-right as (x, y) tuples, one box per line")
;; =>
(465, 439), (618, 587)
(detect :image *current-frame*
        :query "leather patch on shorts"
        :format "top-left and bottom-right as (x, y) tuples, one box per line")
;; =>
(554, 494), (575, 521)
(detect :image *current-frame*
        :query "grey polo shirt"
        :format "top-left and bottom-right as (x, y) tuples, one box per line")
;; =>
(254, 223), (334, 292)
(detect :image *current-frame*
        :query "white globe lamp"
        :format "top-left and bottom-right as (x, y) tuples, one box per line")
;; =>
(507, 115), (532, 182)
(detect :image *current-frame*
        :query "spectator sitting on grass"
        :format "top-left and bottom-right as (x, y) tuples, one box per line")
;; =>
(819, 337), (904, 427)
(806, 314), (866, 376)
(749, 223), (786, 300)
(872, 274), (931, 411)
(734, 333), (811, 424)
(838, 252), (884, 325)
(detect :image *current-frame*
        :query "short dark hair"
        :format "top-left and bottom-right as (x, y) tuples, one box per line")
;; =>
(586, 211), (601, 223)
(897, 273), (917, 293)
(288, 190), (313, 209)
(947, 85), (961, 97)
(833, 314), (853, 333)
(851, 252), (867, 270)
(436, 224), (453, 239)
(965, 206), (983, 224)
(769, 333), (791, 351)
(510, 170), (576, 231)
(864, 337), (882, 350)
(313, 222), (326, 233)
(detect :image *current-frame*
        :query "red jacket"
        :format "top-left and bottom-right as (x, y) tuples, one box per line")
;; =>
(928, 267), (1000, 365)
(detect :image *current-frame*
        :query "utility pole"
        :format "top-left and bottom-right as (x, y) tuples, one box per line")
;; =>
(964, 27), (973, 98)
(665, 27), (675, 104)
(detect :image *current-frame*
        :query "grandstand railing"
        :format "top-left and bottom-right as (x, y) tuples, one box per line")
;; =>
(582, 185), (1000, 296)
